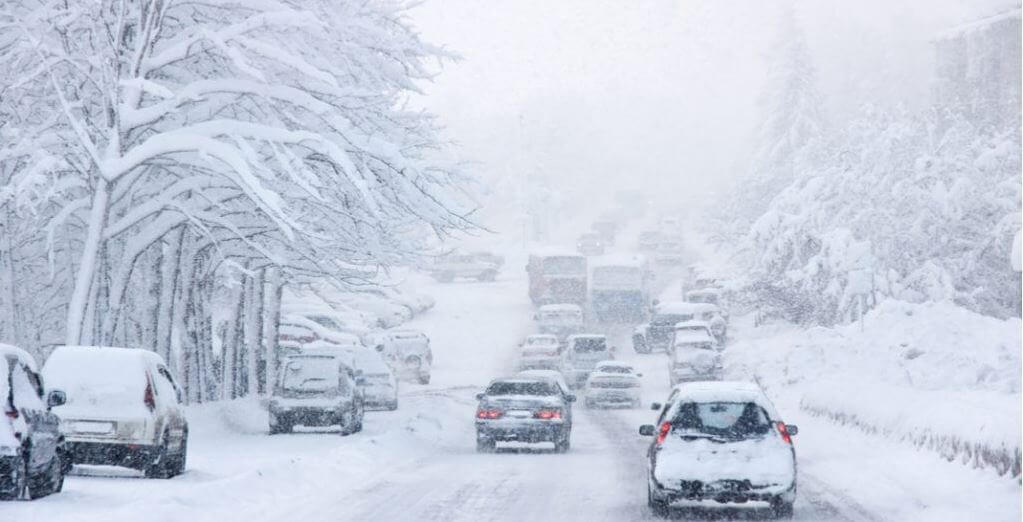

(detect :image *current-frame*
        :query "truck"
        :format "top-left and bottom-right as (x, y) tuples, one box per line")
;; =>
(527, 250), (588, 305)
(590, 255), (650, 323)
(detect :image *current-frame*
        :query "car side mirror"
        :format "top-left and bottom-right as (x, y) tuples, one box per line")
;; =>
(47, 390), (66, 408)
(639, 424), (656, 436)
(566, 394), (576, 402)
(375, 344), (385, 353)
(650, 402), (662, 411)
(786, 424), (798, 436)
(475, 393), (485, 401)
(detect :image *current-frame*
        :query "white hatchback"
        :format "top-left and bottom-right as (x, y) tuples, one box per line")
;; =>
(584, 361), (642, 408)
(640, 381), (798, 518)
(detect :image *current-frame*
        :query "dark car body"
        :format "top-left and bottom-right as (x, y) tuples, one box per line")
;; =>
(475, 378), (575, 453)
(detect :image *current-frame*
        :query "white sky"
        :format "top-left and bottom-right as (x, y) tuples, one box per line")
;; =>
(409, 0), (1014, 229)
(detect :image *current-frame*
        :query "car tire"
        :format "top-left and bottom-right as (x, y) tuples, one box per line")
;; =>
(340, 408), (356, 436)
(0, 455), (28, 500)
(476, 435), (495, 453)
(144, 434), (172, 479)
(554, 432), (571, 453)
(771, 498), (794, 519)
(269, 415), (293, 435)
(418, 373), (431, 385)
(386, 400), (398, 411)
(30, 454), (63, 497)
(167, 430), (188, 477)
(633, 336), (649, 354)
(648, 485), (669, 518)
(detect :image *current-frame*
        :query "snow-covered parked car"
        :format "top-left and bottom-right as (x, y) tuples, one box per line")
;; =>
(668, 328), (722, 385)
(576, 232), (606, 256)
(475, 377), (574, 453)
(561, 334), (613, 388)
(371, 330), (433, 385)
(517, 334), (562, 371)
(535, 303), (584, 339)
(42, 346), (188, 478)
(583, 360), (642, 409)
(1, 344), (67, 500)
(352, 349), (398, 411)
(654, 240), (684, 265)
(269, 352), (365, 435)
(427, 252), (500, 282)
(638, 230), (662, 250)
(640, 381), (798, 518)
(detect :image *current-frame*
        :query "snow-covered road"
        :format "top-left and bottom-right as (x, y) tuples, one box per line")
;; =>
(2, 260), (1017, 521)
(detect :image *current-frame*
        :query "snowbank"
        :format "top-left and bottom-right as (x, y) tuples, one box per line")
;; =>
(725, 299), (1022, 477)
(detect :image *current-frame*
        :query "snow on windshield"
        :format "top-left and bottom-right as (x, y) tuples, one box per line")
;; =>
(281, 357), (339, 392)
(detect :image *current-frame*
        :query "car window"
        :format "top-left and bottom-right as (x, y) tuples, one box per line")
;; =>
(156, 366), (180, 404)
(281, 357), (339, 392)
(486, 381), (557, 396)
(11, 363), (45, 411)
(670, 401), (772, 440)
(598, 365), (631, 374)
(571, 338), (607, 353)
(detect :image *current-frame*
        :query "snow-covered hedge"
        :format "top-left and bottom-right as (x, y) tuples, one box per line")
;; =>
(726, 299), (1021, 477)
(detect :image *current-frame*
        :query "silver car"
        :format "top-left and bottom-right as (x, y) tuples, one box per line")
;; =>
(475, 378), (574, 453)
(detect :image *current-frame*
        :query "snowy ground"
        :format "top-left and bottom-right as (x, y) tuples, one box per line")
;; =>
(4, 249), (1020, 521)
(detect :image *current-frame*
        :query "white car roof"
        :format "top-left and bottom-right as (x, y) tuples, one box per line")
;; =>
(656, 301), (716, 315)
(670, 381), (780, 418)
(590, 254), (648, 268)
(0, 343), (38, 372)
(672, 329), (716, 344)
(539, 304), (583, 313)
(687, 288), (722, 297)
(674, 320), (711, 330)
(595, 360), (631, 370)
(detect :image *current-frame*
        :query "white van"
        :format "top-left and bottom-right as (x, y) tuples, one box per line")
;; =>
(561, 334), (612, 388)
(42, 346), (188, 478)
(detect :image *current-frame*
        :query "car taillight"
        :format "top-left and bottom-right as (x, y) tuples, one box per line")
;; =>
(534, 409), (562, 420)
(777, 422), (792, 444)
(476, 409), (502, 419)
(655, 422), (671, 446)
(144, 377), (156, 412)
(4, 407), (17, 420)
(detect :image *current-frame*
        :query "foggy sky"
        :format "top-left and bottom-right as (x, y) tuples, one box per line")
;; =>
(410, 0), (1015, 231)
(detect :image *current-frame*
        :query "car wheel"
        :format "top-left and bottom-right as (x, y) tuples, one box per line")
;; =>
(168, 430), (188, 477)
(30, 454), (63, 497)
(554, 432), (571, 453)
(144, 434), (172, 479)
(417, 373), (431, 385)
(648, 485), (669, 518)
(771, 498), (794, 519)
(270, 416), (293, 435)
(475, 435), (495, 453)
(339, 408), (355, 436)
(0, 455), (28, 500)
(633, 336), (648, 354)
(386, 400), (398, 411)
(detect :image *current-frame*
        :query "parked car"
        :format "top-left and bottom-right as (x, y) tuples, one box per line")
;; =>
(669, 329), (722, 385)
(42, 345), (188, 478)
(517, 334), (562, 371)
(372, 330), (432, 385)
(535, 304), (584, 339)
(474, 377), (574, 453)
(269, 352), (365, 435)
(583, 360), (642, 409)
(561, 334), (612, 388)
(428, 252), (500, 282)
(1, 344), (67, 500)
(640, 381), (798, 518)
(352, 349), (398, 411)
(576, 233), (605, 256)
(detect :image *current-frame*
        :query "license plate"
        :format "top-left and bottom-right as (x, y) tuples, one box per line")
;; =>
(74, 421), (114, 434)
(506, 410), (531, 418)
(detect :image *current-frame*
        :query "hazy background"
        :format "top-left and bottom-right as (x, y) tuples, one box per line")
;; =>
(410, 0), (1015, 234)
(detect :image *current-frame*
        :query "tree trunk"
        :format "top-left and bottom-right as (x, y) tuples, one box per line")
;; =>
(66, 179), (110, 345)
(263, 268), (282, 397)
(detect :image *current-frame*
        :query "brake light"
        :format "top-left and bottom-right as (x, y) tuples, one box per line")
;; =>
(656, 422), (671, 445)
(534, 409), (562, 420)
(4, 407), (17, 420)
(144, 376), (156, 412)
(777, 422), (792, 444)
(476, 409), (502, 419)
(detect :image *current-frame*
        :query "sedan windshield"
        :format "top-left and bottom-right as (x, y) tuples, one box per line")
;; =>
(671, 401), (772, 440)
(486, 381), (557, 396)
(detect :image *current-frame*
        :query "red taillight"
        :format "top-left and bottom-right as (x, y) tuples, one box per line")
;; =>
(4, 408), (17, 420)
(144, 376), (156, 412)
(777, 422), (792, 444)
(656, 422), (671, 445)
(476, 409), (502, 419)
(534, 409), (562, 420)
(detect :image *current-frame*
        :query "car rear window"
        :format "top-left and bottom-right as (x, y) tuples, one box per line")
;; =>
(282, 356), (339, 392)
(652, 313), (689, 325)
(670, 401), (772, 440)
(486, 381), (557, 396)
(572, 338), (607, 353)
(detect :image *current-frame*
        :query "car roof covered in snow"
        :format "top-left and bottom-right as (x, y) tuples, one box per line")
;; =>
(566, 333), (606, 341)
(594, 360), (632, 370)
(529, 247), (585, 258)
(672, 329), (716, 344)
(669, 381), (779, 418)
(0, 343), (38, 372)
(674, 320), (711, 330)
(590, 254), (648, 268)
(538, 303), (583, 313)
(655, 301), (714, 315)
(687, 288), (722, 297)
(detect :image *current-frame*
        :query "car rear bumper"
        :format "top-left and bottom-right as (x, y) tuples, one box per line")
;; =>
(476, 419), (566, 443)
(651, 477), (796, 505)
(585, 389), (639, 405)
(67, 441), (161, 469)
